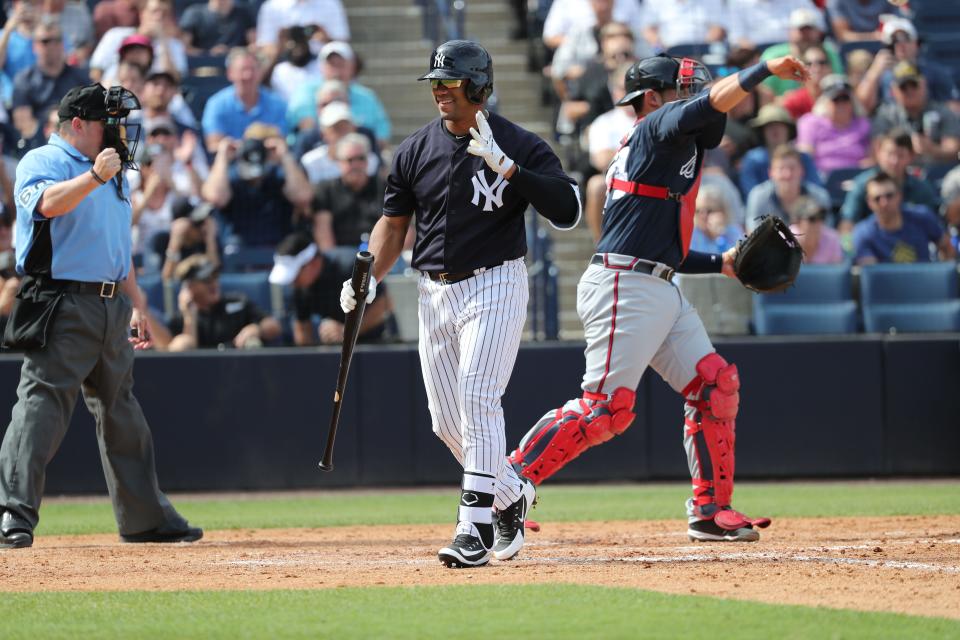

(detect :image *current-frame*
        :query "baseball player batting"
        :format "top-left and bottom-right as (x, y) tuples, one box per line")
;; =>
(340, 40), (580, 567)
(509, 54), (809, 542)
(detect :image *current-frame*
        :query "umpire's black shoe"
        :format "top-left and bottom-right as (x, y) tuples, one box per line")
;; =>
(120, 522), (203, 544)
(0, 511), (33, 549)
(438, 523), (491, 568)
(493, 478), (537, 561)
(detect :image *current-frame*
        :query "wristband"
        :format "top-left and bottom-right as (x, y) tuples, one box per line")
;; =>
(737, 61), (772, 92)
(89, 168), (107, 185)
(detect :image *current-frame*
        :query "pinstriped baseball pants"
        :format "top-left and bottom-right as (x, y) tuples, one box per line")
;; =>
(417, 258), (526, 511)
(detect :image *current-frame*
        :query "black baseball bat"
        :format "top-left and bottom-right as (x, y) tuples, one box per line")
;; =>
(319, 251), (374, 471)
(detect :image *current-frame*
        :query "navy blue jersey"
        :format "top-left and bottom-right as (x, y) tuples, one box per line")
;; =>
(597, 91), (726, 267)
(383, 112), (576, 272)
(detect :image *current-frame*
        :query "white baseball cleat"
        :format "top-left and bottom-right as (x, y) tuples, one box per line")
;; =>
(493, 478), (537, 560)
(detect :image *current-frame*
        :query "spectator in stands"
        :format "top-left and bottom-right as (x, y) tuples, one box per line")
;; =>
(781, 43), (832, 120)
(90, 0), (187, 83)
(255, 0), (350, 61)
(179, 0), (255, 55)
(760, 8), (843, 97)
(940, 166), (960, 254)
(8, 104), (51, 160)
(790, 196), (845, 264)
(540, 0), (643, 52)
(559, 26), (636, 140)
(872, 61), (960, 166)
(550, 1), (621, 89)
(827, 0), (896, 43)
(99, 34), (154, 87)
(269, 25), (321, 102)
(201, 47), (288, 153)
(797, 74), (872, 176)
(312, 133), (384, 251)
(845, 48), (875, 94)
(582, 61), (634, 241)
(164, 255), (281, 350)
(131, 142), (177, 272)
(853, 172), (954, 264)
(115, 58), (145, 103)
(0, 0), (40, 81)
(739, 104), (822, 197)
(840, 128), (939, 228)
(162, 196), (219, 282)
(0, 214), (18, 337)
(690, 185), (744, 254)
(42, 0), (94, 64)
(301, 104), (379, 184)
(285, 41), (391, 145)
(641, 0), (727, 51)
(727, 0), (818, 51)
(11, 17), (90, 126)
(92, 0), (139, 41)
(134, 116), (205, 198)
(268, 232), (391, 346)
(857, 17), (960, 114)
(141, 69), (199, 132)
(202, 126), (312, 249)
(745, 144), (832, 231)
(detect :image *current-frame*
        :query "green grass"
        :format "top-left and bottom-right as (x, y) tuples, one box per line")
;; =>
(36, 480), (960, 535)
(6, 586), (959, 640)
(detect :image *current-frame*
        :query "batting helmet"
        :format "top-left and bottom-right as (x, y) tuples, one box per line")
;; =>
(616, 54), (712, 106)
(418, 39), (494, 104)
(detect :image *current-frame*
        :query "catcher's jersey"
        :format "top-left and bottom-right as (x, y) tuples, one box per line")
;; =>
(597, 90), (726, 268)
(383, 112), (575, 273)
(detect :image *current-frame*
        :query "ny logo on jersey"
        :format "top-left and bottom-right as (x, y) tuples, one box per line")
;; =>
(434, 52), (446, 68)
(680, 150), (697, 179)
(471, 170), (508, 211)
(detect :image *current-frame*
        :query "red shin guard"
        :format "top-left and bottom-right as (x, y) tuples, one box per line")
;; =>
(509, 387), (636, 485)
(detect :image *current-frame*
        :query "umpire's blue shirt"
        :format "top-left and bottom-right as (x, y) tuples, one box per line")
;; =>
(14, 133), (132, 282)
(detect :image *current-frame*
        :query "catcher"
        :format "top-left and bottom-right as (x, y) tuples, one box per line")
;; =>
(509, 54), (806, 542)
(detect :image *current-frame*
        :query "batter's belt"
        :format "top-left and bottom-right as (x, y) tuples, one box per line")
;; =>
(423, 262), (506, 285)
(590, 254), (675, 282)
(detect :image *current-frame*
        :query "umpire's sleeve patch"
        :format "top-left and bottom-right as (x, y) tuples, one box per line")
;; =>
(17, 179), (54, 211)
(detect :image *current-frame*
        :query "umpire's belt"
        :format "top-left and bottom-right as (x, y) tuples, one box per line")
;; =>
(424, 262), (504, 285)
(591, 254), (675, 282)
(45, 278), (119, 298)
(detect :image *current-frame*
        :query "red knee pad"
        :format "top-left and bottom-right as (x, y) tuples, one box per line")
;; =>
(509, 387), (636, 485)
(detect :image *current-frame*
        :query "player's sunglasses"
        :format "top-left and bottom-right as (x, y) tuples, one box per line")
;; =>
(430, 79), (463, 89)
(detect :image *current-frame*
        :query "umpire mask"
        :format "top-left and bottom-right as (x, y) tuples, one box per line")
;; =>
(102, 86), (142, 169)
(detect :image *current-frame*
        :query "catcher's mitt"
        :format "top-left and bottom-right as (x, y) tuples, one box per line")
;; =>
(733, 216), (803, 293)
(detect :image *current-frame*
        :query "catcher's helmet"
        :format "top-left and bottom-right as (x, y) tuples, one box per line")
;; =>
(418, 39), (494, 104)
(616, 54), (712, 106)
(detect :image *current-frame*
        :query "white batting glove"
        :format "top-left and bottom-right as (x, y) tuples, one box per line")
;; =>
(467, 111), (515, 175)
(340, 276), (377, 314)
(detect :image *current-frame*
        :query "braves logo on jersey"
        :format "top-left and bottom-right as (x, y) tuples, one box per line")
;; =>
(470, 169), (509, 211)
(679, 150), (697, 179)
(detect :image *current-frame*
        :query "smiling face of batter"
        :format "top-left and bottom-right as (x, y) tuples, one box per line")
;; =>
(431, 79), (482, 135)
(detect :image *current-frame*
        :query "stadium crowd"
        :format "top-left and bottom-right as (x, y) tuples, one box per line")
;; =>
(0, 0), (957, 348)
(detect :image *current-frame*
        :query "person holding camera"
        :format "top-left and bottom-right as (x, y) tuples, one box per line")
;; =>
(269, 25), (321, 102)
(161, 196), (219, 282)
(872, 61), (960, 166)
(201, 124), (312, 250)
(0, 83), (202, 549)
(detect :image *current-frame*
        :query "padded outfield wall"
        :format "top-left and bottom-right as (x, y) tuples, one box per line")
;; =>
(0, 335), (957, 493)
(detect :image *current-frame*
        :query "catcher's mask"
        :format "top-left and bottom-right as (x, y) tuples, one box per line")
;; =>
(616, 55), (712, 106)
(58, 83), (142, 169)
(418, 39), (494, 104)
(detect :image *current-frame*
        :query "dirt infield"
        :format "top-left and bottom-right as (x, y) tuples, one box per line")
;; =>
(3, 516), (958, 619)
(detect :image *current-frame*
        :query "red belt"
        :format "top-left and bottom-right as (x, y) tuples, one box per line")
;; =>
(608, 178), (682, 201)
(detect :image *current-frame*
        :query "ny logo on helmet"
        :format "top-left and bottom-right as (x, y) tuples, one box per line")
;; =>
(471, 170), (508, 211)
(434, 52), (446, 68)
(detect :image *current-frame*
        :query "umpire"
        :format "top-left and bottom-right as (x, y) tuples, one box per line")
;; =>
(0, 84), (202, 549)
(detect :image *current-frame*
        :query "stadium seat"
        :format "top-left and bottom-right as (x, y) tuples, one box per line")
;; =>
(839, 40), (884, 58)
(138, 273), (165, 314)
(180, 74), (231, 122)
(220, 246), (276, 272)
(218, 272), (274, 314)
(753, 263), (857, 335)
(665, 44), (711, 59)
(186, 53), (227, 75)
(823, 168), (862, 212)
(860, 263), (960, 333)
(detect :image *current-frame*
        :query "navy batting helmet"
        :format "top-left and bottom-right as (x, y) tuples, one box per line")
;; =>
(418, 39), (494, 104)
(616, 54), (712, 106)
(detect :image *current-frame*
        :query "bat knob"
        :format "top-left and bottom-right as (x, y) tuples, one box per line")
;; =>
(318, 462), (334, 472)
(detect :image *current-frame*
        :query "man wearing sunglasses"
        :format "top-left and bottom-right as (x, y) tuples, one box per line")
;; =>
(509, 53), (808, 545)
(340, 39), (580, 568)
(853, 171), (954, 265)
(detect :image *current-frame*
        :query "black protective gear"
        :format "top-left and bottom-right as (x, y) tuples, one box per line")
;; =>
(616, 54), (712, 106)
(419, 39), (494, 104)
